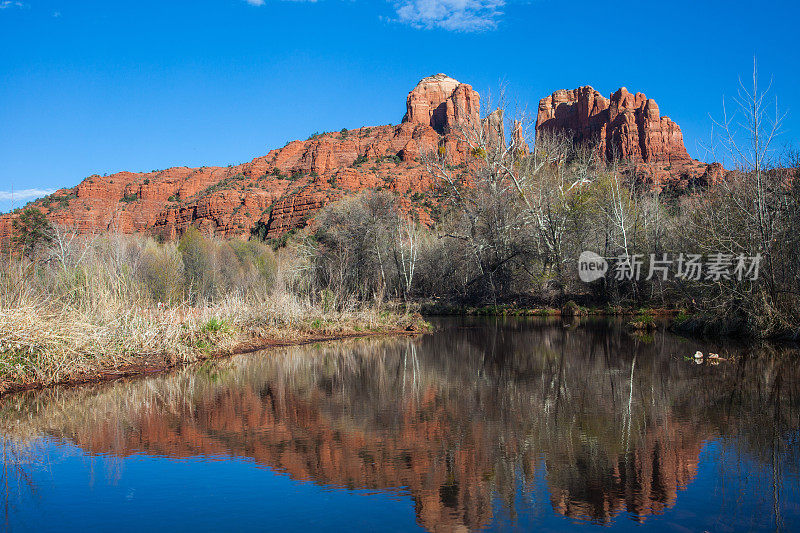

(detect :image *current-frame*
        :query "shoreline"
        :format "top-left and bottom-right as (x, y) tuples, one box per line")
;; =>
(419, 302), (682, 317)
(5, 307), (797, 399)
(0, 327), (424, 398)
(421, 303), (800, 342)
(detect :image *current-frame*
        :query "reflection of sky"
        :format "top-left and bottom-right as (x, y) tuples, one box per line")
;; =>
(7, 438), (424, 533)
(6, 436), (798, 532)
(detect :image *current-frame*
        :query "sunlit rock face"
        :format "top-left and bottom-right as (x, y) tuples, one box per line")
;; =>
(536, 86), (723, 189)
(0, 74), (726, 243)
(536, 86), (694, 166)
(0, 123), (442, 241)
(0, 74), (483, 242)
(402, 73), (480, 135)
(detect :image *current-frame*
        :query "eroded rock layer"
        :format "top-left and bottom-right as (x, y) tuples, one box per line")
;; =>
(0, 74), (489, 241)
(0, 77), (720, 242)
(536, 86), (722, 188)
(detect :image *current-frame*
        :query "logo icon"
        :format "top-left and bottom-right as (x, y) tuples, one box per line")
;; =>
(578, 251), (607, 282)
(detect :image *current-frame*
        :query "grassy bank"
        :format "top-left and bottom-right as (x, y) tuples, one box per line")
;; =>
(669, 311), (800, 342)
(0, 298), (425, 395)
(420, 301), (799, 341)
(0, 231), (427, 395)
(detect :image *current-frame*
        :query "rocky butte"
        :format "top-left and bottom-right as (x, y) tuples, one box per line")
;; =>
(537, 85), (723, 188)
(0, 74), (480, 243)
(1, 75), (719, 242)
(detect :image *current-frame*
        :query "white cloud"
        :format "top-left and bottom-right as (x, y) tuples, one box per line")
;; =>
(393, 0), (504, 31)
(0, 188), (57, 202)
(0, 1), (25, 9)
(242, 0), (503, 31)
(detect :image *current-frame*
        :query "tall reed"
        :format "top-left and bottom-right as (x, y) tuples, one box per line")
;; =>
(0, 230), (419, 391)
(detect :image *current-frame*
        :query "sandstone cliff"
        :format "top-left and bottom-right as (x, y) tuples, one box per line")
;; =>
(0, 76), (719, 242)
(537, 86), (722, 189)
(0, 74), (485, 242)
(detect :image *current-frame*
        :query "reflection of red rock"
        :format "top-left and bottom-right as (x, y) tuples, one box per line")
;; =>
(536, 86), (721, 189)
(548, 421), (703, 523)
(74, 385), (496, 532)
(67, 379), (709, 531)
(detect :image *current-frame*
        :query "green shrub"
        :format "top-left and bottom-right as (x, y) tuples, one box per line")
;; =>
(12, 208), (53, 258)
(201, 317), (229, 334)
(251, 221), (270, 241)
(561, 300), (586, 316)
(377, 154), (401, 165)
(40, 192), (76, 210)
(228, 238), (277, 288)
(178, 227), (213, 301)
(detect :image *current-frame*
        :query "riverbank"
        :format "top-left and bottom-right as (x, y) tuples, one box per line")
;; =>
(419, 300), (682, 318)
(0, 232), (433, 397)
(0, 301), (428, 396)
(669, 312), (800, 342)
(419, 300), (800, 341)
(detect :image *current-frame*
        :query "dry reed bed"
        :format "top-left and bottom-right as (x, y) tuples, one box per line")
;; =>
(0, 295), (422, 394)
(0, 233), (425, 394)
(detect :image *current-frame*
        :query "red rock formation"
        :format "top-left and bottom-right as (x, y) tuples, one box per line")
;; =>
(403, 73), (480, 135)
(0, 75), (488, 242)
(482, 109), (505, 148)
(0, 77), (722, 244)
(537, 86), (720, 189)
(512, 120), (530, 156)
(0, 128), (442, 242)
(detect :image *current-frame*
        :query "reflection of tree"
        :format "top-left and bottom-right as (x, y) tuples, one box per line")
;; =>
(674, 344), (800, 530)
(2, 318), (799, 530)
(1, 437), (47, 530)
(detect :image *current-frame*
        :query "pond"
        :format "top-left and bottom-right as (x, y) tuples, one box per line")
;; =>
(1, 317), (799, 531)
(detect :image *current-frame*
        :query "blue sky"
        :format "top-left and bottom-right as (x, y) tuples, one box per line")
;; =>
(1, 0), (798, 212)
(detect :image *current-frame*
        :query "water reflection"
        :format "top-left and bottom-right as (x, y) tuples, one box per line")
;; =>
(2, 317), (799, 531)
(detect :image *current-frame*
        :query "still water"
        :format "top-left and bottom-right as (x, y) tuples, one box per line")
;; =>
(1, 317), (799, 532)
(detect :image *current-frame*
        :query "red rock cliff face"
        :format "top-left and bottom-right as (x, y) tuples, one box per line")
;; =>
(0, 74), (483, 242)
(403, 73), (480, 135)
(537, 86), (721, 188)
(0, 77), (720, 242)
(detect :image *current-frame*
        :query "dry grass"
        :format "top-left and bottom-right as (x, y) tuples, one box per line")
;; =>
(0, 233), (424, 393)
(0, 294), (420, 392)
